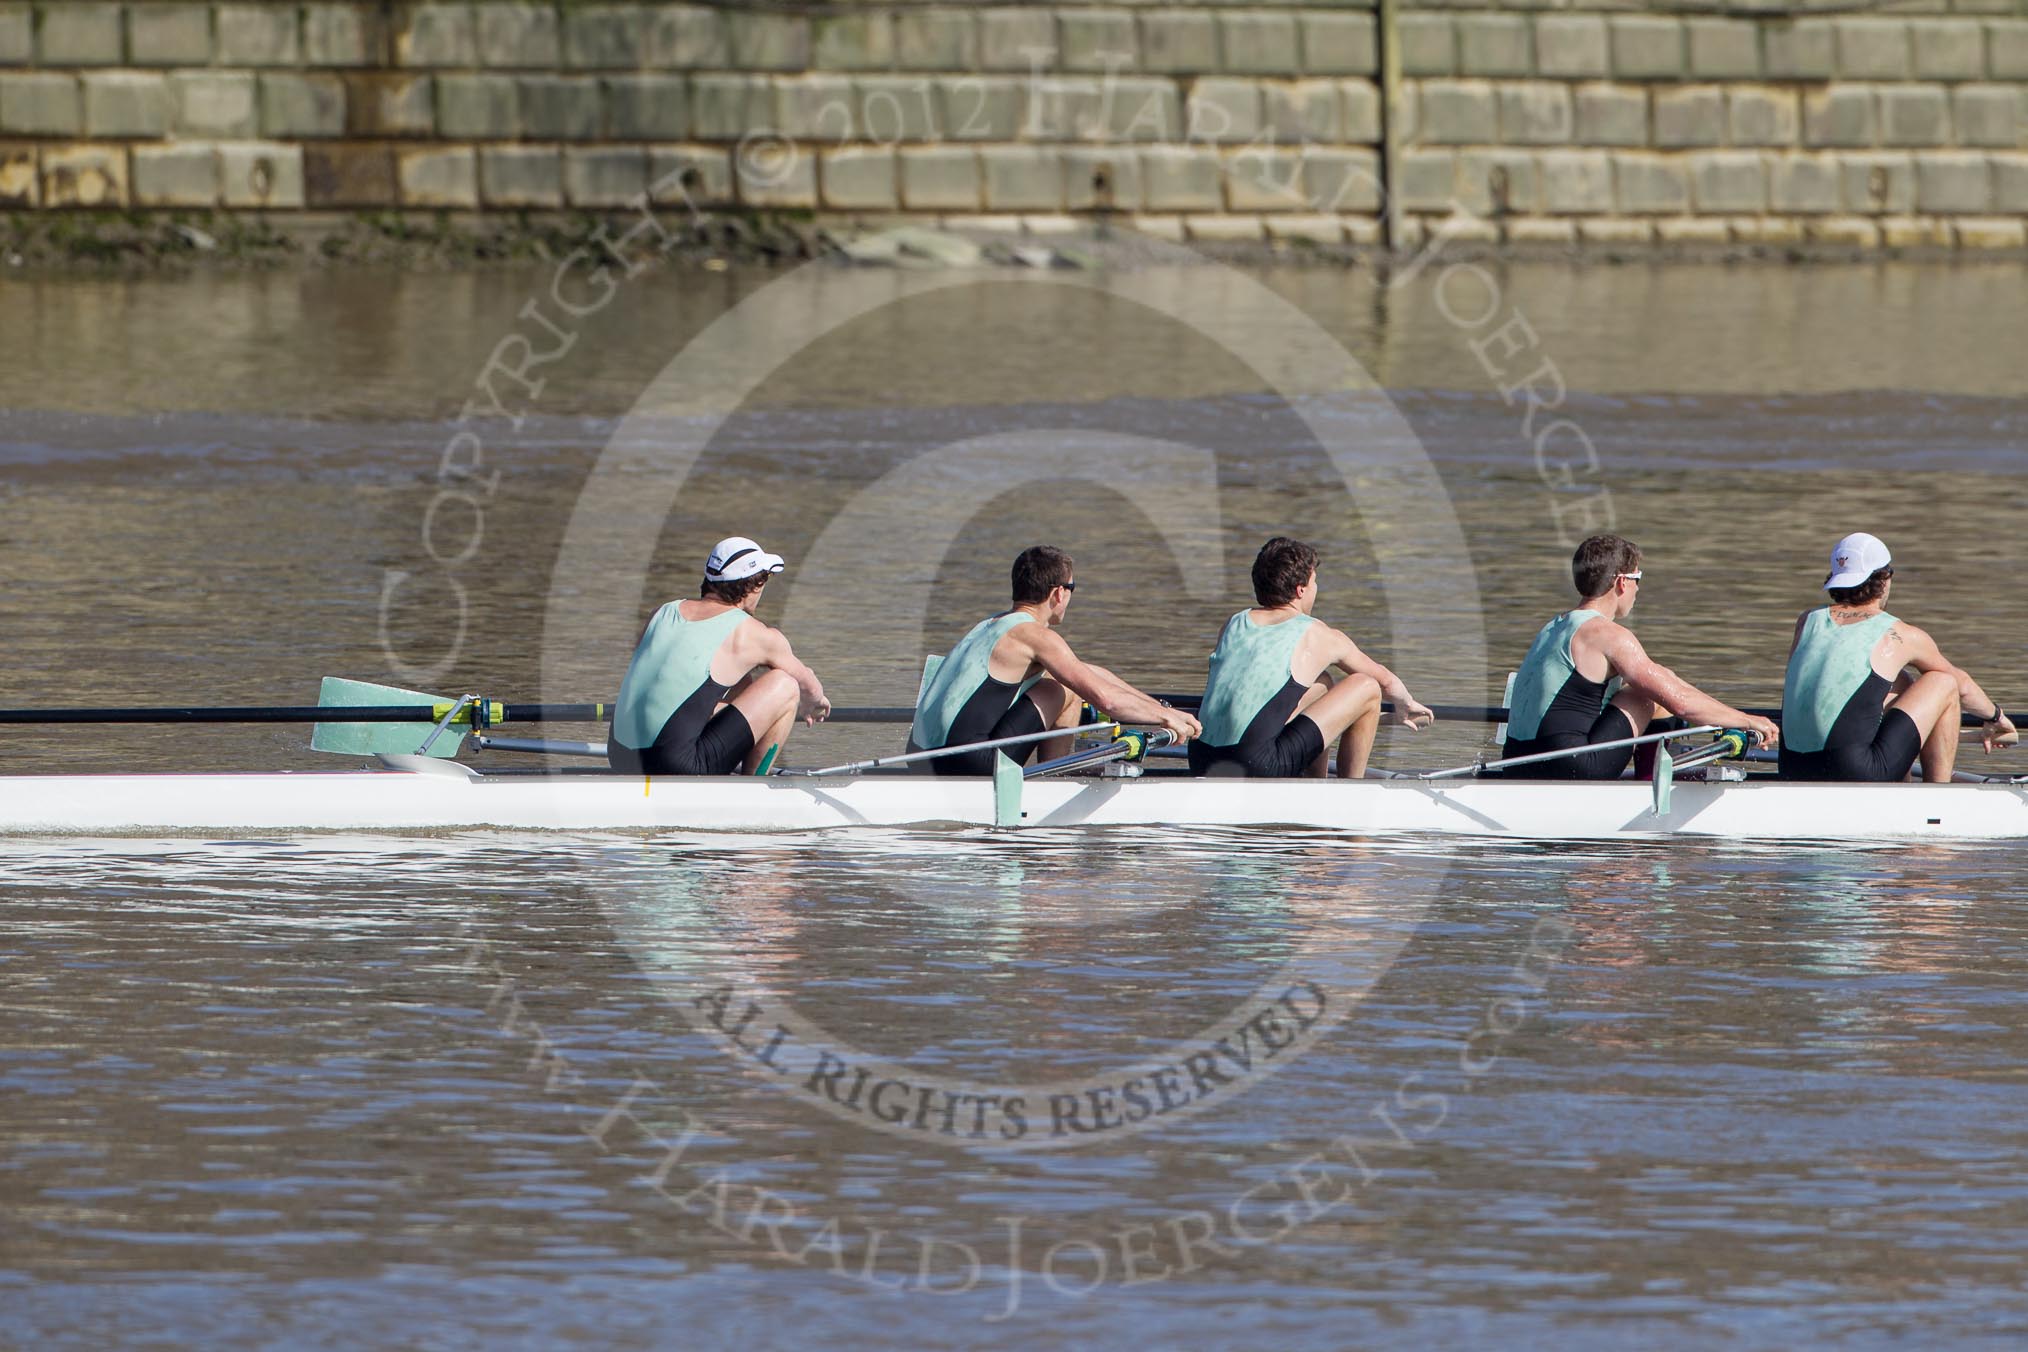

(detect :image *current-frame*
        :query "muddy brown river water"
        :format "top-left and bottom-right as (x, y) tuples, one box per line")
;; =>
(1, 257), (2026, 1348)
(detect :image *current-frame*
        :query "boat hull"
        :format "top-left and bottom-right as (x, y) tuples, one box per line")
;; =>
(0, 767), (2024, 840)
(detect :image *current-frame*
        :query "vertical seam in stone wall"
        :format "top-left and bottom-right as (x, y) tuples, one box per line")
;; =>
(1380, 0), (1405, 250)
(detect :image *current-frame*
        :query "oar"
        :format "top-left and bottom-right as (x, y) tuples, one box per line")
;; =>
(782, 723), (1119, 778)
(1026, 728), (1176, 779)
(1420, 725), (1724, 781)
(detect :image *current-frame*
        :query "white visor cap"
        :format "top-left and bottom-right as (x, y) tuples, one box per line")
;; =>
(1825, 532), (1891, 590)
(705, 536), (786, 583)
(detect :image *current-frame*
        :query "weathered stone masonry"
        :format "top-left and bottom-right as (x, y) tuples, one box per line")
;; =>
(0, 0), (2024, 251)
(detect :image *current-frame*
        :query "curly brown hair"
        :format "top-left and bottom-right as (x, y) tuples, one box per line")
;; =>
(700, 573), (769, 606)
(1827, 565), (1893, 607)
(1252, 537), (1319, 607)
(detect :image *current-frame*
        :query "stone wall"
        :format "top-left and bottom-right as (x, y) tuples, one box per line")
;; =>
(0, 0), (2025, 252)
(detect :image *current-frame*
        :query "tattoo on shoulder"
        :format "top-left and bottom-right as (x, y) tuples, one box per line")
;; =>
(1887, 627), (1904, 645)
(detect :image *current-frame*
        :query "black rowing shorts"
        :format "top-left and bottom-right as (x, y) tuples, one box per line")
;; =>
(1498, 705), (1637, 780)
(1778, 708), (1922, 783)
(608, 683), (755, 776)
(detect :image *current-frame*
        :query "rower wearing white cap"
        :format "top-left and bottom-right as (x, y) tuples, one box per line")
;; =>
(908, 545), (1200, 776)
(1190, 537), (1434, 779)
(608, 536), (830, 776)
(1779, 532), (2015, 782)
(1502, 534), (1777, 779)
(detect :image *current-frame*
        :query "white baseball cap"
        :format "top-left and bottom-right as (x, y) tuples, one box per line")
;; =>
(704, 536), (785, 583)
(1825, 532), (1892, 589)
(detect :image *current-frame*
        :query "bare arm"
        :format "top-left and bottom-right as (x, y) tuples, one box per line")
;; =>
(1318, 626), (1434, 729)
(1599, 625), (1778, 746)
(1016, 627), (1200, 740)
(1892, 622), (2001, 719)
(746, 623), (831, 724)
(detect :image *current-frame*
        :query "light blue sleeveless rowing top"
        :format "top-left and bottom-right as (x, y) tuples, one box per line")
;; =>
(611, 603), (748, 751)
(910, 612), (1041, 750)
(1507, 609), (1608, 742)
(1782, 607), (1896, 754)
(1198, 610), (1316, 746)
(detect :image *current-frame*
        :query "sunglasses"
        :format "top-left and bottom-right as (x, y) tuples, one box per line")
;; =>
(1062, 580), (1076, 592)
(1618, 571), (1643, 582)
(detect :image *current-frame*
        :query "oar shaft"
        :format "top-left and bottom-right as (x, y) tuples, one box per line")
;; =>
(0, 702), (915, 726)
(791, 722), (1120, 778)
(1421, 725), (1722, 780)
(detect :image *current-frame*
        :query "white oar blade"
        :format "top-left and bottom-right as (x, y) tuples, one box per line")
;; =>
(311, 677), (466, 759)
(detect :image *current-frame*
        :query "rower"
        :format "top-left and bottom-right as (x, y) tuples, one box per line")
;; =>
(908, 545), (1200, 776)
(1501, 534), (1776, 780)
(1189, 537), (1434, 779)
(1779, 531), (2016, 782)
(608, 537), (831, 776)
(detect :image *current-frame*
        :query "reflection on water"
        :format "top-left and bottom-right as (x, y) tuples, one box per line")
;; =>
(3, 259), (2028, 1345)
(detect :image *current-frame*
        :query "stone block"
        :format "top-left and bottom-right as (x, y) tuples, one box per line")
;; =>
(302, 5), (379, 67)
(728, 11), (810, 72)
(1062, 146), (1143, 209)
(1397, 148), (1457, 212)
(1535, 17), (1608, 79)
(1062, 9), (1137, 73)
(397, 146), (476, 207)
(1770, 153), (1840, 212)
(41, 144), (126, 207)
(1498, 82), (1571, 145)
(1654, 86), (1723, 148)
(1806, 216), (1880, 247)
(1184, 216), (1263, 244)
(772, 74), (852, 140)
(1458, 147), (1537, 214)
(1507, 218), (1576, 246)
(981, 144), (1061, 210)
(216, 4), (300, 66)
(1266, 214), (1344, 245)
(646, 6), (727, 69)
(938, 76), (1021, 141)
(37, 3), (121, 66)
(1400, 16), (1455, 77)
(1302, 146), (1382, 213)
(0, 144), (34, 206)
(1343, 218), (1383, 247)
(258, 74), (344, 139)
(219, 142), (303, 207)
(1732, 217), (1803, 245)
(1578, 219), (1654, 246)
(1187, 78), (1261, 144)
(1879, 86), (1950, 146)
(606, 75), (689, 141)
(818, 145), (895, 210)
(1994, 153), (2028, 210)
(1840, 152), (1916, 212)
(1917, 150), (1991, 210)
(1612, 152), (1688, 213)
(1128, 213), (1185, 243)
(438, 74), (519, 139)
(342, 73), (432, 137)
(1221, 12), (1298, 75)
(1729, 88), (1798, 146)
(1914, 20), (1984, 79)
(1343, 79), (1380, 142)
(562, 5), (646, 71)
(856, 76), (937, 140)
(1654, 218), (1730, 246)
(1837, 19), (1911, 78)
(1141, 143), (1222, 210)
(1879, 216), (1948, 248)
(1105, 78), (1180, 141)
(980, 10), (1056, 73)
(649, 146), (733, 207)
(480, 146), (563, 207)
(131, 144), (217, 206)
(84, 73), (169, 138)
(129, 5), (213, 67)
(1765, 21), (1835, 80)
(1418, 79), (1495, 144)
(896, 9), (975, 71)
(691, 75), (771, 141)
(1609, 18), (1684, 80)
(476, 4), (559, 68)
(1458, 15), (1531, 77)
(1804, 86), (1874, 148)
(397, 2), (477, 67)
(1, 73), (80, 135)
(1265, 80), (1340, 144)
(0, 6), (29, 66)
(566, 147), (649, 207)
(1687, 19), (1759, 78)
(1576, 84), (1647, 146)
(170, 72), (254, 138)
(520, 76), (602, 140)
(1954, 86), (2018, 146)
(1989, 21), (2028, 79)
(1955, 217), (2028, 249)
(814, 13), (893, 72)
(1299, 12), (1375, 76)
(302, 143), (395, 204)
(899, 145), (978, 210)
(1690, 150), (1766, 212)
(1225, 147), (1308, 211)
